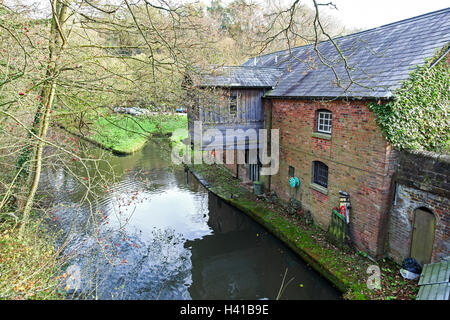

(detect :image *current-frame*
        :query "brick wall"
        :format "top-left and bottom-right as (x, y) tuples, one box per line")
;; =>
(265, 98), (398, 258)
(388, 151), (450, 263)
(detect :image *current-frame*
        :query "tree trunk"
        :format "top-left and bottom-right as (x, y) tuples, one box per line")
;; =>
(18, 0), (68, 236)
(19, 82), (56, 236)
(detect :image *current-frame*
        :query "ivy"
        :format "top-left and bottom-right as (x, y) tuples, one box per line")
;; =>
(368, 54), (449, 153)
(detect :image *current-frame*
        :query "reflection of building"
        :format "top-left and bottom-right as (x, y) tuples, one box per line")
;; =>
(185, 193), (340, 300)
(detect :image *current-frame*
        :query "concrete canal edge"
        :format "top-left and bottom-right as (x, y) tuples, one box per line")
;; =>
(186, 165), (351, 296)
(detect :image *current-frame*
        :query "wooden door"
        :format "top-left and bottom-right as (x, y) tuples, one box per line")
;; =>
(410, 208), (436, 266)
(248, 163), (259, 182)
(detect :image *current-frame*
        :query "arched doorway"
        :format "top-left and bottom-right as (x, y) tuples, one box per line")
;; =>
(410, 207), (436, 266)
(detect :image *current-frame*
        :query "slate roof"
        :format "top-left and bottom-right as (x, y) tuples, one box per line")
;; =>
(195, 66), (284, 88)
(242, 7), (450, 99)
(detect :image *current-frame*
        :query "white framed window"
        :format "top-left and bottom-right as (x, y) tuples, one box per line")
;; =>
(317, 110), (332, 134)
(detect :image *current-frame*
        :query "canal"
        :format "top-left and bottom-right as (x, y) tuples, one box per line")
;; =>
(39, 138), (341, 300)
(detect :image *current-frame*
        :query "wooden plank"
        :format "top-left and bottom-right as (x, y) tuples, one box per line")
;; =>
(419, 261), (450, 285)
(248, 93), (253, 122)
(258, 91), (264, 121)
(254, 92), (258, 121)
(445, 260), (450, 283)
(417, 260), (450, 300)
(423, 284), (432, 299)
(436, 283), (450, 300)
(418, 264), (428, 285)
(430, 262), (440, 284)
(411, 209), (435, 266)
(241, 91), (246, 121)
(423, 264), (433, 285)
(417, 285), (425, 300)
(417, 284), (431, 300)
(418, 283), (450, 300)
(437, 260), (449, 283)
(429, 284), (439, 300)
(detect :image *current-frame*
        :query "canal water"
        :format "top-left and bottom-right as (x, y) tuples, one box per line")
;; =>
(39, 139), (341, 300)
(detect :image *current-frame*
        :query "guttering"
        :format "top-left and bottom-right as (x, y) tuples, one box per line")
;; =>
(196, 85), (275, 90)
(263, 95), (393, 101)
(429, 46), (450, 69)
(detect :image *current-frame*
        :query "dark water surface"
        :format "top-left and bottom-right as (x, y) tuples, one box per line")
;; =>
(40, 139), (341, 300)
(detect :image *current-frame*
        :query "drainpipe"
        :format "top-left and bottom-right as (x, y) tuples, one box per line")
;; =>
(429, 47), (449, 69)
(235, 150), (239, 179)
(267, 99), (274, 192)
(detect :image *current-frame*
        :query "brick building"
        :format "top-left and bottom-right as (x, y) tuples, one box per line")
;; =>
(189, 8), (450, 261)
(264, 98), (399, 258)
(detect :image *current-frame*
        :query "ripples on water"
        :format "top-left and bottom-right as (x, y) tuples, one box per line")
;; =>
(39, 139), (340, 300)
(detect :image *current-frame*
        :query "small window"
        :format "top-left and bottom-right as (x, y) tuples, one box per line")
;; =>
(312, 161), (328, 188)
(289, 166), (295, 178)
(317, 110), (332, 134)
(229, 93), (237, 116)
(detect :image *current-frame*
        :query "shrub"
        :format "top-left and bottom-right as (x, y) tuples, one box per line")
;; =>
(369, 54), (449, 153)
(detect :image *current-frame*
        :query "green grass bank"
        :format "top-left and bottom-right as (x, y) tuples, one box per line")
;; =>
(62, 113), (188, 155)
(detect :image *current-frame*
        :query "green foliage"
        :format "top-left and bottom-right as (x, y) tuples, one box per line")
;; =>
(369, 56), (449, 153)
(0, 217), (64, 300)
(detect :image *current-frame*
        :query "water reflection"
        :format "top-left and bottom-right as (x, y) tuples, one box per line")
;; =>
(187, 194), (340, 300)
(39, 139), (340, 300)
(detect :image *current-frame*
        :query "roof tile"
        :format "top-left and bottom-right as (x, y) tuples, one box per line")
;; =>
(243, 8), (450, 98)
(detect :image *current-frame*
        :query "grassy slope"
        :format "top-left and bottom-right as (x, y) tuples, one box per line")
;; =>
(90, 114), (187, 154)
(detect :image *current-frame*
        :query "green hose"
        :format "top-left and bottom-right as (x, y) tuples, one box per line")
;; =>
(289, 177), (300, 201)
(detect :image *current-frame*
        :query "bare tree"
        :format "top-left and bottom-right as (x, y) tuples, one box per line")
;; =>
(0, 0), (215, 234)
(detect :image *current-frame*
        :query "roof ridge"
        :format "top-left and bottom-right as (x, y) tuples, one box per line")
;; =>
(246, 7), (450, 62)
(332, 6), (450, 41)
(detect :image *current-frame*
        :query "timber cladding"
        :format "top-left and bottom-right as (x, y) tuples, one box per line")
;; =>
(266, 98), (398, 258)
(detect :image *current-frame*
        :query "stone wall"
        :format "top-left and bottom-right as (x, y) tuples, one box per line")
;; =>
(388, 151), (450, 263)
(264, 98), (398, 258)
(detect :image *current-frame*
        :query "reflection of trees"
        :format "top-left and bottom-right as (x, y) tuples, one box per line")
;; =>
(38, 139), (197, 299)
(64, 228), (192, 300)
(39, 138), (339, 300)
(116, 228), (192, 300)
(39, 139), (180, 236)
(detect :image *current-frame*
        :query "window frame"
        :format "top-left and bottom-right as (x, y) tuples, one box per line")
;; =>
(312, 161), (329, 189)
(289, 166), (295, 178)
(229, 92), (238, 117)
(317, 110), (332, 134)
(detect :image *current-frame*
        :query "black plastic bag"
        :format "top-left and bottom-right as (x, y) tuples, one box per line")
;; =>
(402, 258), (422, 274)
